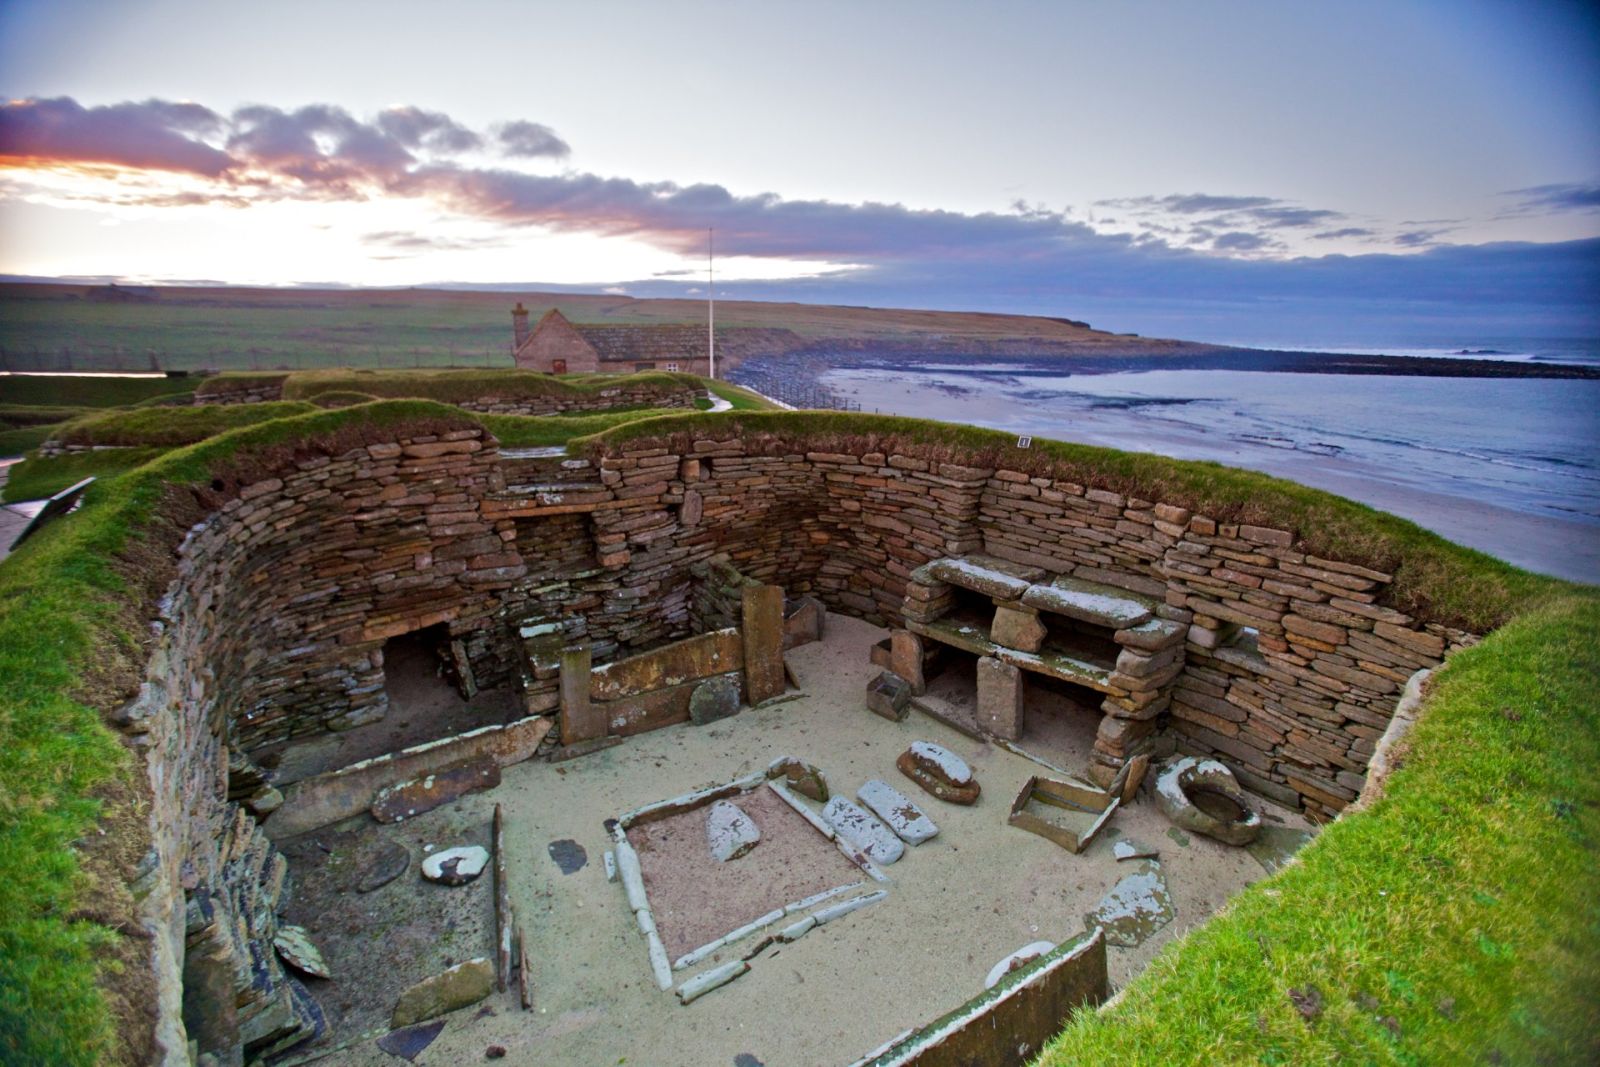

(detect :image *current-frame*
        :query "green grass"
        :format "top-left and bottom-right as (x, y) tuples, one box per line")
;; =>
(3, 449), (171, 502)
(52, 401), (318, 448)
(706, 378), (780, 410)
(0, 424), (63, 457)
(477, 408), (688, 447)
(192, 371), (290, 398)
(1044, 591), (1600, 1066)
(0, 404), (93, 428)
(279, 367), (702, 403)
(0, 375), (197, 408)
(576, 410), (1557, 632)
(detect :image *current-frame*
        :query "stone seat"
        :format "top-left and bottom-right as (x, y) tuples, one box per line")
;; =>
(1020, 575), (1156, 630)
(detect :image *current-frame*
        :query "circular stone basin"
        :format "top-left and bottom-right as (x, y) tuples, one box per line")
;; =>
(1189, 786), (1248, 826)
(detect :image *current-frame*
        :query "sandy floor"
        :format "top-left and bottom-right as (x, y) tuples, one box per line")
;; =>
(297, 614), (1311, 1067)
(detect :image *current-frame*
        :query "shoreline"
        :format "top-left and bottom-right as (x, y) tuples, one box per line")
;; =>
(821, 369), (1600, 585)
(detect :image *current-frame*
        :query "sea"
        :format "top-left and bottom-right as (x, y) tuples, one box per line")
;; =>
(819, 336), (1600, 583)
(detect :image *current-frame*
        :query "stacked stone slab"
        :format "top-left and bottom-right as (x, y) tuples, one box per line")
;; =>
(456, 380), (699, 416)
(901, 555), (1186, 786)
(117, 423), (1480, 1061)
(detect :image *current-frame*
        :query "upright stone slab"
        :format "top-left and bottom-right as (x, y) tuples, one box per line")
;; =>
(977, 656), (1024, 740)
(689, 674), (742, 725)
(889, 629), (926, 694)
(559, 645), (604, 744)
(742, 584), (786, 704)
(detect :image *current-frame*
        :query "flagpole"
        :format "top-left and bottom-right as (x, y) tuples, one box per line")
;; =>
(707, 227), (715, 380)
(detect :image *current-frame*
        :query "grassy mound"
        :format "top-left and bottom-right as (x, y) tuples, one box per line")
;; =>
(192, 372), (290, 400)
(50, 401), (319, 449)
(280, 367), (702, 403)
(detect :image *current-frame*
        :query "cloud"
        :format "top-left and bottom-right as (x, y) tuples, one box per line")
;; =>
(496, 120), (570, 159)
(1503, 181), (1600, 214)
(0, 96), (232, 177)
(361, 230), (506, 254)
(2, 96), (1596, 335)
(376, 107), (482, 153)
(1212, 231), (1275, 252)
(1098, 193), (1280, 214)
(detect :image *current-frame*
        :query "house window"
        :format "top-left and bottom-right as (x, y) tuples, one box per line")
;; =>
(551, 359), (567, 374)
(665, 362), (680, 372)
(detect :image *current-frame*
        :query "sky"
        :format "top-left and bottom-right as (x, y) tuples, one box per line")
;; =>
(1, 0), (1597, 344)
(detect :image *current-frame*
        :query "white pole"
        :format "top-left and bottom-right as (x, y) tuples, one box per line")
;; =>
(708, 227), (715, 380)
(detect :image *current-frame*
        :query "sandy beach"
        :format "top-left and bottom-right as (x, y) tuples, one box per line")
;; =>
(822, 368), (1600, 585)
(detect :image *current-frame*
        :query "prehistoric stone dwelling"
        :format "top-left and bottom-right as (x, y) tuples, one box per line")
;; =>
(512, 306), (712, 375)
(106, 408), (1476, 1062)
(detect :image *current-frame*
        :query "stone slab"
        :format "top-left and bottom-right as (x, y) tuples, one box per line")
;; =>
(976, 656), (1024, 740)
(706, 800), (762, 862)
(370, 758), (501, 824)
(1021, 575), (1156, 630)
(846, 930), (1107, 1066)
(391, 958), (494, 1028)
(742, 585), (787, 704)
(866, 670), (912, 722)
(267, 715), (551, 840)
(590, 629), (742, 701)
(689, 674), (743, 725)
(857, 779), (939, 845)
(821, 796), (905, 865)
(924, 555), (1042, 601)
(561, 645), (604, 744)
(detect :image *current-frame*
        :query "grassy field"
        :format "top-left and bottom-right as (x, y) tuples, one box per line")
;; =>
(0, 281), (1171, 373)
(0, 374), (197, 407)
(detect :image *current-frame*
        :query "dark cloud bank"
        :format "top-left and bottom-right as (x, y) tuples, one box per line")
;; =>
(1, 96), (1596, 337)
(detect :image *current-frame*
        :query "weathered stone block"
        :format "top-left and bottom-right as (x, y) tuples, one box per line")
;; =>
(866, 671), (912, 722)
(689, 674), (742, 725)
(976, 656), (1024, 740)
(742, 584), (786, 704)
(889, 629), (927, 694)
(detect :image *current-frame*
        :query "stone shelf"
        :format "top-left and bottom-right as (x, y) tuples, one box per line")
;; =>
(1020, 575), (1157, 630)
(908, 614), (1115, 694)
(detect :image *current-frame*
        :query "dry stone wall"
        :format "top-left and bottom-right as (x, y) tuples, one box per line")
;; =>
(453, 379), (699, 415)
(127, 419), (1475, 1061)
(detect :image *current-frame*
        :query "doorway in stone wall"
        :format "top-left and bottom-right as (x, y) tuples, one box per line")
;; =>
(257, 624), (525, 785)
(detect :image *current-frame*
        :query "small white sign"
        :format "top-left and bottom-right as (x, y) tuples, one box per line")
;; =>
(1016, 436), (1032, 449)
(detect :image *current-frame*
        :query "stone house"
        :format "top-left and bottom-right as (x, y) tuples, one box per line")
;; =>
(512, 305), (711, 375)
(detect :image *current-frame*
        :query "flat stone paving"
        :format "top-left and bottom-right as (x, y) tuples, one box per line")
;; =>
(324, 614), (1316, 1067)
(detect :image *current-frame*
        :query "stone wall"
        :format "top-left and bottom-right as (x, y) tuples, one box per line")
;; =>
(195, 382), (286, 405)
(125, 419), (1475, 1061)
(455, 379), (700, 416)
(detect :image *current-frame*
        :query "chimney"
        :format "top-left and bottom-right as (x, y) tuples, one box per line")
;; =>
(512, 302), (530, 349)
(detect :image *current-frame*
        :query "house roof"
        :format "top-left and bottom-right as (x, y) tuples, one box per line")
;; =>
(519, 308), (708, 362)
